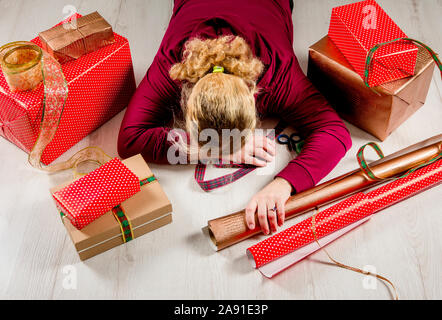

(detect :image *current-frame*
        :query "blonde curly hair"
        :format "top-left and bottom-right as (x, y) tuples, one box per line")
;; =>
(169, 35), (264, 155)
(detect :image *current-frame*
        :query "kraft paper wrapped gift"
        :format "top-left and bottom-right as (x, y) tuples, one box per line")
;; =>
(50, 155), (173, 261)
(39, 11), (115, 64)
(307, 36), (435, 141)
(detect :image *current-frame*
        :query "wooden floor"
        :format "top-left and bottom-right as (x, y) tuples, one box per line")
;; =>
(0, 0), (441, 300)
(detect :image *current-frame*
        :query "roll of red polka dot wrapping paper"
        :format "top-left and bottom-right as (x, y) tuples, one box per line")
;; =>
(328, 0), (418, 87)
(52, 158), (140, 230)
(247, 160), (442, 278)
(367, 159), (442, 212)
(247, 193), (373, 278)
(0, 13), (136, 165)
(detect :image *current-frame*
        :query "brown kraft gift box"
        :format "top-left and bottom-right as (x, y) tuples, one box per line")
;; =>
(50, 155), (173, 261)
(39, 11), (115, 63)
(307, 36), (435, 141)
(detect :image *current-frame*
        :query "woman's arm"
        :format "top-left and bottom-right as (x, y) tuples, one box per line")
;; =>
(272, 55), (352, 193)
(118, 56), (180, 163)
(245, 55), (352, 234)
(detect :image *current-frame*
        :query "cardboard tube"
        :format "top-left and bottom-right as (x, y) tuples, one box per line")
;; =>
(205, 135), (442, 251)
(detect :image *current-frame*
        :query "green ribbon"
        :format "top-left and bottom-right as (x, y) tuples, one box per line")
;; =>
(364, 38), (442, 91)
(140, 175), (156, 186)
(357, 142), (442, 182)
(59, 175), (158, 243)
(357, 143), (385, 181)
(112, 175), (157, 243)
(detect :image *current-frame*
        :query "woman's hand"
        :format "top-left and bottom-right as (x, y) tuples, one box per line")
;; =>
(245, 177), (293, 234)
(225, 133), (276, 166)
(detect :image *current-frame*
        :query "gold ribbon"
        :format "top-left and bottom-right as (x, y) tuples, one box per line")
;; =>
(311, 209), (399, 300)
(0, 41), (111, 175)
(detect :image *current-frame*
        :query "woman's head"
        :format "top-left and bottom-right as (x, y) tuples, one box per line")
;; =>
(185, 72), (256, 139)
(169, 35), (264, 154)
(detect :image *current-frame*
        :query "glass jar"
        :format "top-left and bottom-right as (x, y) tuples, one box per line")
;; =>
(0, 41), (43, 92)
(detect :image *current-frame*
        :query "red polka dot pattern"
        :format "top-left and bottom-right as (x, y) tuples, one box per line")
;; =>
(52, 158), (141, 230)
(248, 160), (442, 271)
(0, 13), (136, 165)
(328, 0), (418, 87)
(248, 193), (373, 268)
(367, 160), (442, 212)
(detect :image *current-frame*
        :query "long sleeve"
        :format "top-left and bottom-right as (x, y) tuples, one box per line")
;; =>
(269, 55), (352, 193)
(118, 1), (350, 179)
(117, 56), (180, 163)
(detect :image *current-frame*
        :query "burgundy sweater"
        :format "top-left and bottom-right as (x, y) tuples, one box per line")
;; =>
(118, 0), (352, 193)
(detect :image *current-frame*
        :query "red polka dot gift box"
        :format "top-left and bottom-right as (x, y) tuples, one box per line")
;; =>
(0, 13), (136, 165)
(307, 35), (434, 141)
(52, 158), (141, 230)
(328, 0), (418, 87)
(51, 154), (173, 261)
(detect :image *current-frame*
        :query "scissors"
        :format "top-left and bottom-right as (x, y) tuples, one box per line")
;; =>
(277, 133), (305, 154)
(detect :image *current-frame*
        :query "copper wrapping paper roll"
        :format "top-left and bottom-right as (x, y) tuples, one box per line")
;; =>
(206, 135), (442, 251)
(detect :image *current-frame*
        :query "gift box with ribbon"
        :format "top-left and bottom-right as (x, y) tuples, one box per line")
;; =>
(329, 0), (418, 87)
(307, 36), (435, 141)
(0, 12), (136, 165)
(50, 154), (173, 261)
(39, 11), (115, 64)
(52, 158), (142, 230)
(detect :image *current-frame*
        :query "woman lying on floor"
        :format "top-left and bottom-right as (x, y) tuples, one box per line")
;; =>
(118, 0), (352, 235)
